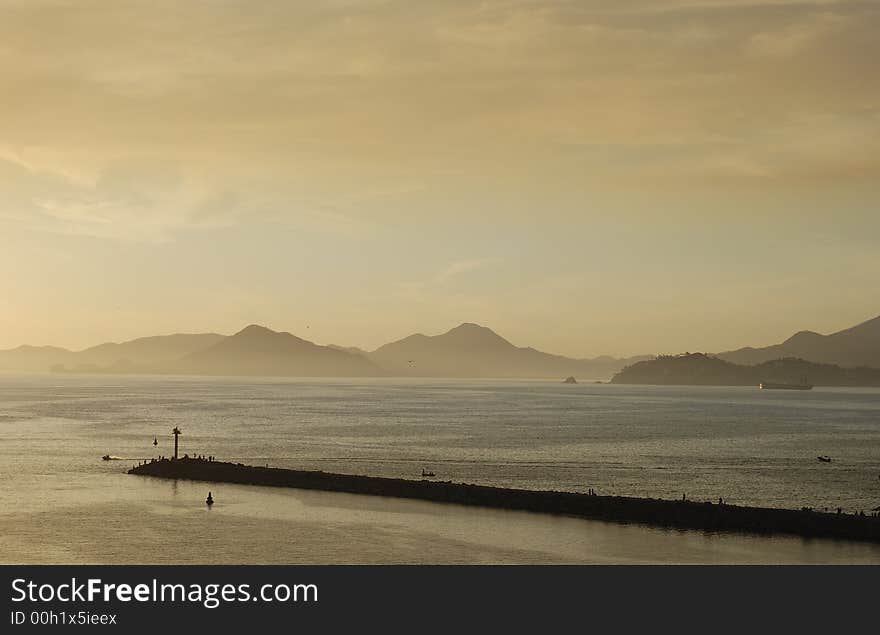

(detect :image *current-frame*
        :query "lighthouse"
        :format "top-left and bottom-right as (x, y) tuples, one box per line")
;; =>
(172, 426), (182, 460)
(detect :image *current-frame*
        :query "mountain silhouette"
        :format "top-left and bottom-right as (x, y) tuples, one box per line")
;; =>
(173, 324), (382, 376)
(612, 353), (880, 387)
(369, 322), (645, 378)
(0, 333), (223, 372)
(77, 333), (225, 366)
(718, 314), (880, 367)
(23, 316), (880, 378)
(0, 322), (649, 378)
(0, 345), (74, 371)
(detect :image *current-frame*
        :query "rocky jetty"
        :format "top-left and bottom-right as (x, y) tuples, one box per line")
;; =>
(128, 457), (880, 544)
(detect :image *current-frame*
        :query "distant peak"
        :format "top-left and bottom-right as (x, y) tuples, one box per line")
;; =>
(442, 322), (512, 346)
(783, 330), (824, 345)
(235, 324), (276, 337)
(449, 322), (492, 333)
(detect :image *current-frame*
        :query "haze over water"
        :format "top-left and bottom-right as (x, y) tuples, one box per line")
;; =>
(1, 374), (879, 564)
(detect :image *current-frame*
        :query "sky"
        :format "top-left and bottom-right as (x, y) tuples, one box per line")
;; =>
(0, 0), (878, 356)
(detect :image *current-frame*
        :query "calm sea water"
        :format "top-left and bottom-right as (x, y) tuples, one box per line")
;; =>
(1, 374), (879, 564)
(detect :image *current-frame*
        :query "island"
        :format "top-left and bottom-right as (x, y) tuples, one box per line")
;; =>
(611, 353), (880, 387)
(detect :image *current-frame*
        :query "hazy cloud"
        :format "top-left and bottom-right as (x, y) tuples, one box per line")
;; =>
(1, 1), (878, 354)
(0, 0), (876, 207)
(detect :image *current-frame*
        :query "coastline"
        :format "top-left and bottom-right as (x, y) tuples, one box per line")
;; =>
(129, 457), (880, 544)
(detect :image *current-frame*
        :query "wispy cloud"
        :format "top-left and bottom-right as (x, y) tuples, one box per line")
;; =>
(393, 257), (502, 301)
(433, 258), (501, 285)
(0, 154), (371, 242)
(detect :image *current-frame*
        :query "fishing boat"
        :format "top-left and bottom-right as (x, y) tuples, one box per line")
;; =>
(817, 455), (832, 463)
(421, 468), (435, 477)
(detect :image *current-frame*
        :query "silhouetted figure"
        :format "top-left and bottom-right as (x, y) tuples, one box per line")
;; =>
(682, 493), (686, 501)
(206, 491), (214, 506)
(153, 437), (158, 446)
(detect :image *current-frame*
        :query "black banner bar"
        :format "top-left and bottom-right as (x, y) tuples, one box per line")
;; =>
(2, 566), (877, 632)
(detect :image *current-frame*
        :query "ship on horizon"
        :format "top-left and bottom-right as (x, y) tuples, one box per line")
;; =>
(759, 381), (813, 390)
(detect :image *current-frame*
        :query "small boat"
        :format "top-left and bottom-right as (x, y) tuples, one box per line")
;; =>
(421, 468), (435, 477)
(563, 376), (577, 384)
(817, 455), (832, 463)
(101, 454), (111, 461)
(206, 491), (214, 506)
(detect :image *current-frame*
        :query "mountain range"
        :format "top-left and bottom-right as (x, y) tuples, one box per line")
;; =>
(0, 323), (645, 379)
(0, 334), (224, 372)
(717, 314), (880, 368)
(2, 313), (878, 378)
(370, 322), (645, 377)
(172, 325), (381, 377)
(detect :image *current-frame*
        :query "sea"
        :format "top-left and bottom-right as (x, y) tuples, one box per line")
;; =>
(1, 374), (879, 564)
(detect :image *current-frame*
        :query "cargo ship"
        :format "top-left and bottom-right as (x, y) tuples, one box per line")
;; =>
(759, 382), (813, 390)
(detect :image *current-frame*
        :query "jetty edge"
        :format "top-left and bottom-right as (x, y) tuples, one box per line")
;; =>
(128, 458), (880, 544)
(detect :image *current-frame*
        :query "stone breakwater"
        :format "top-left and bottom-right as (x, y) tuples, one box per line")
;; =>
(129, 458), (880, 544)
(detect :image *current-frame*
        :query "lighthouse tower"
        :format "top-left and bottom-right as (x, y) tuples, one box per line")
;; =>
(172, 426), (182, 459)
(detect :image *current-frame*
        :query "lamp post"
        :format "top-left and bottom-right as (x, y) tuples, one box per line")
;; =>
(172, 426), (182, 459)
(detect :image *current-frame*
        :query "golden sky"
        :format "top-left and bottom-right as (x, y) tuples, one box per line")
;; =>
(1, 0), (878, 355)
